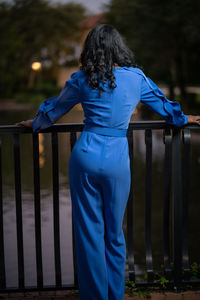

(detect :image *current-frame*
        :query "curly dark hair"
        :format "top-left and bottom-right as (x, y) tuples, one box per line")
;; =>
(80, 24), (137, 92)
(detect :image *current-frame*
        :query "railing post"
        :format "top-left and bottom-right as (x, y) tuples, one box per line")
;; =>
(163, 128), (173, 280)
(70, 132), (78, 287)
(0, 136), (6, 289)
(144, 129), (154, 282)
(171, 127), (183, 289)
(182, 128), (191, 280)
(13, 133), (25, 289)
(51, 131), (62, 287)
(32, 133), (43, 288)
(127, 127), (135, 281)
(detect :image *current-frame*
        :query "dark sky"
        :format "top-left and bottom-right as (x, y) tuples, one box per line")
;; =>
(0, 0), (110, 14)
(49, 0), (110, 13)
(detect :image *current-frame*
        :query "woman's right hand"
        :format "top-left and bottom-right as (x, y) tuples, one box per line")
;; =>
(186, 115), (200, 126)
(15, 120), (32, 128)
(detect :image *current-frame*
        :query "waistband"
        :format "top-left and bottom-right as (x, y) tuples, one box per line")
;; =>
(83, 124), (127, 137)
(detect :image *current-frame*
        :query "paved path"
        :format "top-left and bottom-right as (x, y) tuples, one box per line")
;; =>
(0, 290), (200, 300)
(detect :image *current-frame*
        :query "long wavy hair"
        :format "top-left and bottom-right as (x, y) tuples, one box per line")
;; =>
(80, 24), (137, 92)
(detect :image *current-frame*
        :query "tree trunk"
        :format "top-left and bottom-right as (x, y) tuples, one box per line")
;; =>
(174, 50), (188, 111)
(168, 61), (176, 100)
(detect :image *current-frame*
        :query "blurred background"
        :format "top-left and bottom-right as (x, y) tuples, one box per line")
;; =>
(0, 0), (200, 288)
(0, 0), (200, 113)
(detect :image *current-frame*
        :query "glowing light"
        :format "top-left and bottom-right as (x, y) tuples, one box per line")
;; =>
(39, 133), (45, 168)
(31, 61), (42, 71)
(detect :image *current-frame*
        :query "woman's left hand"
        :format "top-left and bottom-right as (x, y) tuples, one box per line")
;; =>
(15, 120), (32, 128)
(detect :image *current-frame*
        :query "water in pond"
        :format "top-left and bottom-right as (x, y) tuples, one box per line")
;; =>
(0, 106), (200, 288)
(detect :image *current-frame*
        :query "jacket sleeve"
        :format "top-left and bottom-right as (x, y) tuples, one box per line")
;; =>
(31, 72), (81, 132)
(140, 74), (188, 127)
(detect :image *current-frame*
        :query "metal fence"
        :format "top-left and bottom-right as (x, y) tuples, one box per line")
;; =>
(0, 121), (199, 292)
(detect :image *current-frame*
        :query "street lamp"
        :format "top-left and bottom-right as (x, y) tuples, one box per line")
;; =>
(28, 61), (42, 87)
(31, 61), (42, 71)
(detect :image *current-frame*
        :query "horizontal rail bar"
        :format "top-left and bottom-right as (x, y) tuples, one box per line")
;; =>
(0, 121), (199, 135)
(0, 277), (200, 294)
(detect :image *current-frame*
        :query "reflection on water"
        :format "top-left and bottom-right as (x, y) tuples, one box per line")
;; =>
(39, 133), (45, 168)
(0, 107), (200, 288)
(3, 183), (74, 287)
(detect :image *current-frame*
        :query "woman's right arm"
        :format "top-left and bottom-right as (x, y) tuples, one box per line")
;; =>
(16, 71), (81, 132)
(186, 115), (200, 125)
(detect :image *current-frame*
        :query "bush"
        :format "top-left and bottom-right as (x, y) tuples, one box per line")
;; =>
(14, 81), (61, 104)
(14, 92), (47, 104)
(27, 81), (61, 98)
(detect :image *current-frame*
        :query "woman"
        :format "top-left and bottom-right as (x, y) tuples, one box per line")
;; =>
(16, 24), (200, 300)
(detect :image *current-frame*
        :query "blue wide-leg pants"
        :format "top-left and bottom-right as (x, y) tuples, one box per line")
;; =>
(69, 129), (131, 300)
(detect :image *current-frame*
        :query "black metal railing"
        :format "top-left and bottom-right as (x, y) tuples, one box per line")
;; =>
(0, 121), (199, 293)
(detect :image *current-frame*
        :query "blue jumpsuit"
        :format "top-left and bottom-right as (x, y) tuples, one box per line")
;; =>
(31, 67), (188, 300)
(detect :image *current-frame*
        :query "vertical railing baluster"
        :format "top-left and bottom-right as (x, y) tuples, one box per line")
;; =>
(127, 128), (135, 281)
(32, 133), (43, 288)
(163, 128), (173, 280)
(70, 132), (78, 287)
(171, 127), (183, 289)
(51, 131), (61, 287)
(0, 136), (6, 289)
(144, 129), (154, 282)
(182, 128), (191, 280)
(70, 132), (77, 150)
(13, 134), (24, 288)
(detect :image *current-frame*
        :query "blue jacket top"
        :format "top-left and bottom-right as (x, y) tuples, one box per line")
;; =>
(31, 66), (188, 132)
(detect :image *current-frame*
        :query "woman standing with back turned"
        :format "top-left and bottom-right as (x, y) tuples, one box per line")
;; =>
(16, 24), (200, 300)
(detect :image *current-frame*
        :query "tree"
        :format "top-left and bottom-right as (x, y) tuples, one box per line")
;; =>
(106, 0), (200, 107)
(0, 0), (85, 97)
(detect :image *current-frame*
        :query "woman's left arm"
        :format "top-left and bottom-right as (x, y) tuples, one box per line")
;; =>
(140, 75), (191, 127)
(16, 72), (81, 132)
